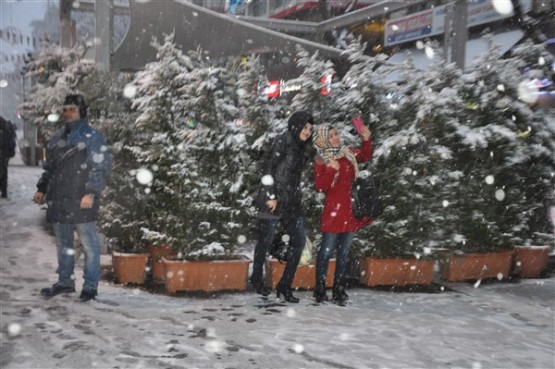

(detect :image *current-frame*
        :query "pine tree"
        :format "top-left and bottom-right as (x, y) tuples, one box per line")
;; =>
(174, 51), (255, 257)
(180, 121), (254, 258)
(90, 71), (146, 253)
(359, 43), (464, 257)
(289, 45), (341, 124)
(236, 55), (271, 140)
(457, 38), (555, 249)
(181, 48), (237, 129)
(236, 55), (274, 235)
(337, 36), (390, 133)
(127, 33), (196, 250)
(19, 44), (95, 138)
(126, 35), (256, 258)
(507, 40), (555, 246)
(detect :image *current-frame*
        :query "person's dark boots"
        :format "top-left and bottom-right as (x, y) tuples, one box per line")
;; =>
(332, 285), (348, 305)
(313, 282), (328, 303)
(276, 284), (299, 303)
(79, 289), (98, 302)
(249, 280), (271, 296)
(254, 282), (271, 296)
(40, 283), (76, 297)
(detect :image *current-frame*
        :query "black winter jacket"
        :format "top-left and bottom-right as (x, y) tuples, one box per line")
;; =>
(37, 118), (112, 224)
(256, 131), (310, 218)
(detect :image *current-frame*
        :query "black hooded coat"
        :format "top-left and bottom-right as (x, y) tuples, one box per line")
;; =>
(255, 111), (313, 218)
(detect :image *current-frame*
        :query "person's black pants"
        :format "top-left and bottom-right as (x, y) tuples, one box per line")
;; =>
(0, 158), (8, 197)
(250, 216), (306, 289)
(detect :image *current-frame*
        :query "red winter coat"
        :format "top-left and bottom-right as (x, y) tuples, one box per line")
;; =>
(314, 139), (373, 233)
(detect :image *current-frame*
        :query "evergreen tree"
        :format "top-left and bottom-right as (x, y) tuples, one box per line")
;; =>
(236, 55), (271, 140)
(126, 36), (253, 258)
(507, 40), (555, 246)
(451, 42), (524, 251)
(127, 33), (195, 250)
(359, 44), (464, 257)
(236, 55), (274, 236)
(175, 52), (254, 257)
(456, 38), (555, 249)
(337, 36), (390, 135)
(90, 71), (146, 253)
(289, 45), (341, 124)
(181, 121), (254, 258)
(182, 48), (237, 129)
(20, 44), (94, 138)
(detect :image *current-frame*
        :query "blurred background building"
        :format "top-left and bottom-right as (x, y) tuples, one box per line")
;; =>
(1, 0), (554, 163)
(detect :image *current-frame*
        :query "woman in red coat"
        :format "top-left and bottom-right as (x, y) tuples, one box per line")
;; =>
(313, 123), (372, 304)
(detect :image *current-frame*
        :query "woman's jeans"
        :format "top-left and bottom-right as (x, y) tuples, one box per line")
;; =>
(316, 232), (355, 288)
(250, 216), (306, 289)
(53, 222), (101, 291)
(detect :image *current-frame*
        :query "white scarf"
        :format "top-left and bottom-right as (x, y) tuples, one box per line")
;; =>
(313, 124), (358, 179)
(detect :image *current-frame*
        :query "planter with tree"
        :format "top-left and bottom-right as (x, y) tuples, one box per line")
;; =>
(440, 40), (555, 282)
(126, 37), (254, 293)
(353, 47), (461, 287)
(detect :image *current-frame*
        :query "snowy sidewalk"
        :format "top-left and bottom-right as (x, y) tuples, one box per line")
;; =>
(1, 164), (554, 369)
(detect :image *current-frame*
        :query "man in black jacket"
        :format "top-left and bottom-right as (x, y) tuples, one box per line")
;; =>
(250, 111), (313, 303)
(33, 94), (112, 302)
(0, 116), (17, 198)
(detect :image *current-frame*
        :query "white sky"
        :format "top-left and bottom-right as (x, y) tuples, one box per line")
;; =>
(1, 0), (49, 36)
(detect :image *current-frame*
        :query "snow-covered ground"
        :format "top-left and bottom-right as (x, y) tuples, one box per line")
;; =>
(1, 162), (554, 369)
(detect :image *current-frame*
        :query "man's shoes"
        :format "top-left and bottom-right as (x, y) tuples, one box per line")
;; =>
(79, 289), (97, 302)
(40, 283), (75, 297)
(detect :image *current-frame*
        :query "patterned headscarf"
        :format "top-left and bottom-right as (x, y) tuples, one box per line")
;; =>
(313, 124), (358, 177)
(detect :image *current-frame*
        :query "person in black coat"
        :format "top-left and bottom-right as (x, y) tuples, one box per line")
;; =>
(250, 111), (313, 303)
(0, 116), (17, 198)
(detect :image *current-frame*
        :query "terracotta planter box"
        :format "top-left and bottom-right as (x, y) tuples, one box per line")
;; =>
(513, 246), (551, 278)
(359, 257), (434, 287)
(264, 259), (335, 290)
(147, 244), (177, 282)
(111, 251), (149, 285)
(440, 250), (514, 282)
(162, 258), (250, 293)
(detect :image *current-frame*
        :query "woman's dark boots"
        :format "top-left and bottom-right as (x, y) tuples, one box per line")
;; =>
(332, 284), (348, 305)
(251, 281), (271, 296)
(276, 284), (299, 303)
(313, 281), (328, 303)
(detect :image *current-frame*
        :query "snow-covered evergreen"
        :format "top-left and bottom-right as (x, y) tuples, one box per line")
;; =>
(236, 55), (271, 139)
(20, 44), (95, 138)
(435, 37), (555, 251)
(289, 45), (340, 124)
(124, 34), (197, 252)
(357, 43), (464, 257)
(120, 34), (257, 258)
(21, 33), (554, 261)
